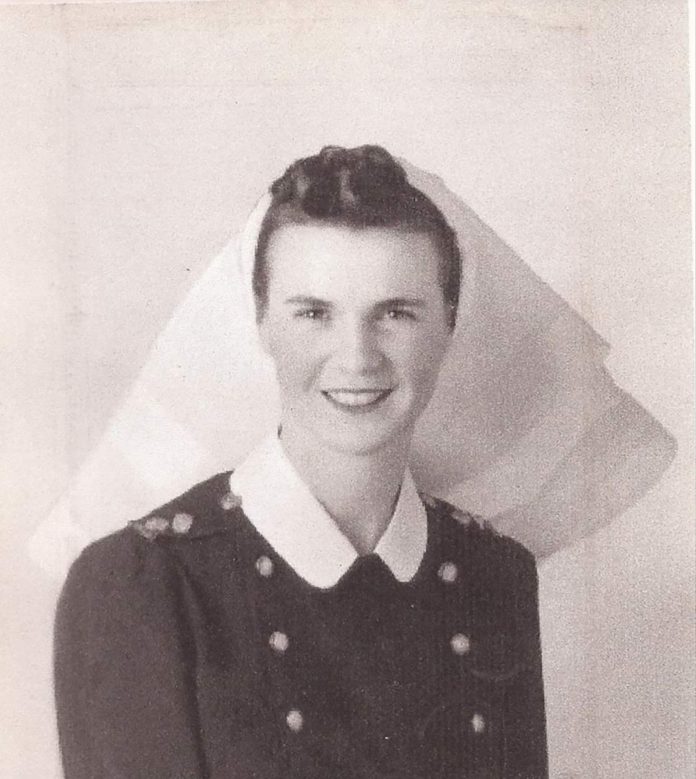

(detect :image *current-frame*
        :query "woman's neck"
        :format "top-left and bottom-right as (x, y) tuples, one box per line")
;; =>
(279, 423), (411, 555)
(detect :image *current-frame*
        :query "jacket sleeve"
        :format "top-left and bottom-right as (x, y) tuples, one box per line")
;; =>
(53, 530), (208, 778)
(504, 547), (549, 778)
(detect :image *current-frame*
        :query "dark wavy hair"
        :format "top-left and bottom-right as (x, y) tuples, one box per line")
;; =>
(253, 145), (462, 329)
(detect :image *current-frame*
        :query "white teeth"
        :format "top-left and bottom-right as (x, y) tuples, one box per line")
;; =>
(325, 390), (388, 407)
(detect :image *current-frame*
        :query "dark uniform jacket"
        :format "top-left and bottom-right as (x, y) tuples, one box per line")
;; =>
(54, 472), (548, 778)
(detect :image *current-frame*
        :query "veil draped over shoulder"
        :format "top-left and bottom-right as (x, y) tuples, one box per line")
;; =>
(29, 160), (676, 577)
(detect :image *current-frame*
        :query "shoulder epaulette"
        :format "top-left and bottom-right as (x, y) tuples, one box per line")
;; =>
(451, 505), (484, 530)
(128, 472), (242, 541)
(420, 492), (497, 533)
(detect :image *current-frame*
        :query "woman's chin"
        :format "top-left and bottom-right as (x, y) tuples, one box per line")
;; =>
(279, 400), (418, 458)
(311, 420), (415, 459)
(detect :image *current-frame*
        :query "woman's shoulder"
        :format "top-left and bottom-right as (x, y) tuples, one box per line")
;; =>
(63, 470), (244, 591)
(420, 492), (537, 575)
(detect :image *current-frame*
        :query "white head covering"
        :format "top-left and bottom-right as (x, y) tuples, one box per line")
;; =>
(29, 156), (676, 578)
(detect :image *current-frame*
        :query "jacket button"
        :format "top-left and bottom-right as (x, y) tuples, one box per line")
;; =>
(471, 712), (486, 733)
(269, 631), (289, 654)
(219, 491), (242, 510)
(438, 561), (458, 583)
(172, 512), (193, 534)
(450, 633), (471, 655)
(255, 555), (274, 577)
(286, 709), (304, 732)
(144, 516), (169, 533)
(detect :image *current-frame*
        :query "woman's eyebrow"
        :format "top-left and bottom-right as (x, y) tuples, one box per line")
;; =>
(284, 295), (332, 307)
(377, 297), (427, 308)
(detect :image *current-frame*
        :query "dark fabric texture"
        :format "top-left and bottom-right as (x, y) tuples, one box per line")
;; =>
(54, 472), (548, 778)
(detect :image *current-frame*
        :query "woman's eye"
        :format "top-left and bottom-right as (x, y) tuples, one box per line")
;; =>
(385, 308), (416, 321)
(295, 308), (328, 321)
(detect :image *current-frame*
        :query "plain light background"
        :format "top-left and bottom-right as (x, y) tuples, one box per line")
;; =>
(1, 1), (693, 777)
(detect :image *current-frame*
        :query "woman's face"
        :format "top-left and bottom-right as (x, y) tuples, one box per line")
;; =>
(258, 223), (453, 457)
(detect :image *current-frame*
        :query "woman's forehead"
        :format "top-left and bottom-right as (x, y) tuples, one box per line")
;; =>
(264, 223), (443, 298)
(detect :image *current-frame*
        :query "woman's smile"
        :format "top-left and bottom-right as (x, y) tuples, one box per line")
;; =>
(321, 388), (394, 410)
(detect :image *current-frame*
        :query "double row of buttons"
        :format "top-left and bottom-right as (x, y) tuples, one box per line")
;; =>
(253, 550), (485, 736)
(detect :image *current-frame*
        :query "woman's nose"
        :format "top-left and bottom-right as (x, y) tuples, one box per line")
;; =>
(334, 320), (384, 374)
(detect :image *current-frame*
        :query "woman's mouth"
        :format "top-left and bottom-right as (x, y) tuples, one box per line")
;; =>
(321, 388), (393, 410)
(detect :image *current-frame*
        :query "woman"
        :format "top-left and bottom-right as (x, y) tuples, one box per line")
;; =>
(54, 145), (548, 778)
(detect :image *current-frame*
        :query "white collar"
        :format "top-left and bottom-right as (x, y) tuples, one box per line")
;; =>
(229, 434), (427, 589)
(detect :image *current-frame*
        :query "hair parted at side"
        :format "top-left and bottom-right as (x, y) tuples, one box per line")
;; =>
(253, 144), (462, 329)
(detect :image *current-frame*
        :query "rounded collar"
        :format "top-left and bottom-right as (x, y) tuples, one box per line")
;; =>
(229, 434), (427, 589)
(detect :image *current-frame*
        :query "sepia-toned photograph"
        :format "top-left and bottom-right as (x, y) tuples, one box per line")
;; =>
(1, 1), (693, 777)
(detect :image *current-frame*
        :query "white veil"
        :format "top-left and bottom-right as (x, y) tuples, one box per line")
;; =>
(29, 159), (676, 578)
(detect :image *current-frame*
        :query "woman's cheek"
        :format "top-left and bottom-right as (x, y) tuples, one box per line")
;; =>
(273, 332), (324, 386)
(409, 336), (450, 395)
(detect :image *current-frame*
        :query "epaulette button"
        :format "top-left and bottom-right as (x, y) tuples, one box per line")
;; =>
(137, 516), (169, 539)
(219, 491), (242, 511)
(146, 516), (168, 532)
(452, 508), (473, 527)
(172, 512), (193, 534)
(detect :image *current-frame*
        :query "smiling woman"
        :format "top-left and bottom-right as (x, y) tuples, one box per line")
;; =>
(53, 146), (548, 778)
